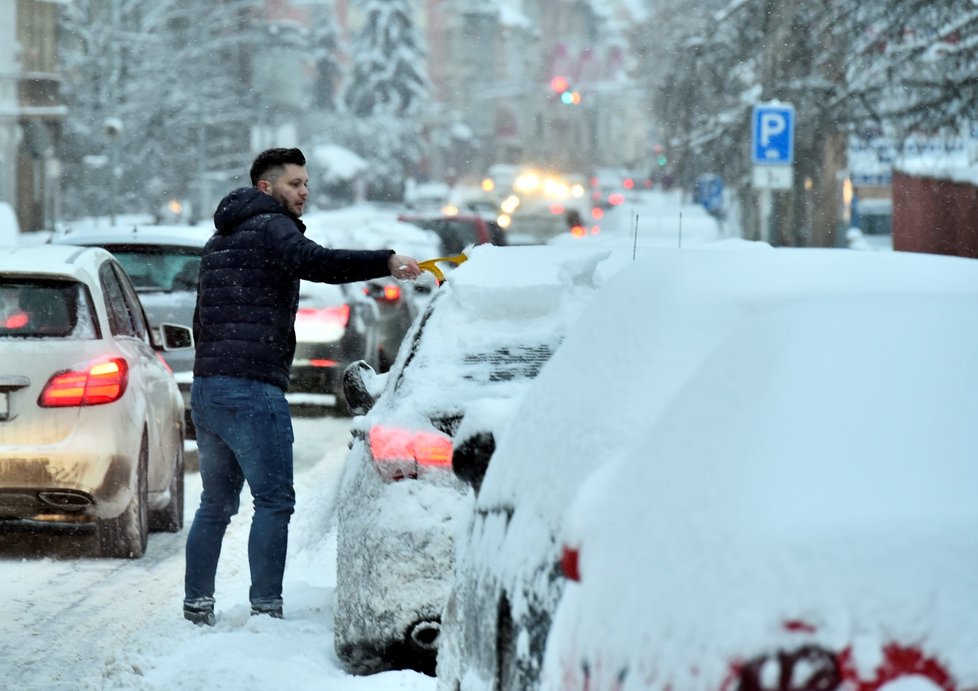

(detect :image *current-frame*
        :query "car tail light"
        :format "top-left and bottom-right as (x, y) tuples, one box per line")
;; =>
(723, 643), (955, 691)
(623, 178), (635, 190)
(560, 545), (580, 582)
(5, 312), (28, 329)
(296, 304), (350, 327)
(839, 644), (954, 691)
(39, 357), (129, 407)
(366, 284), (402, 303)
(607, 193), (625, 206)
(368, 425), (453, 481)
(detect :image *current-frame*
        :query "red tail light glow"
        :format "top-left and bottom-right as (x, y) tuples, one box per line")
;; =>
(607, 193), (625, 206)
(5, 312), (28, 329)
(296, 304), (350, 327)
(368, 425), (453, 481)
(382, 284), (401, 302)
(39, 358), (129, 407)
(560, 545), (581, 582)
(623, 178), (635, 190)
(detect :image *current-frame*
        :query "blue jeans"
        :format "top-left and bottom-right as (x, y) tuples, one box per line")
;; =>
(184, 376), (295, 610)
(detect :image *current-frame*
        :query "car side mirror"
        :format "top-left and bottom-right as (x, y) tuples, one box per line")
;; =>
(158, 323), (194, 350)
(452, 430), (495, 494)
(343, 360), (379, 416)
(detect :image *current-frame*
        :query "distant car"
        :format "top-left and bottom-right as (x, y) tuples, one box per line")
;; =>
(290, 276), (416, 412)
(437, 247), (978, 691)
(333, 244), (609, 677)
(541, 249), (978, 691)
(398, 213), (505, 255)
(51, 223), (211, 436)
(0, 244), (192, 558)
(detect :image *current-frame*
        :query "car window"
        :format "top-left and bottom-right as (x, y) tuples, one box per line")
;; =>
(0, 279), (99, 339)
(110, 261), (150, 341)
(101, 245), (203, 292)
(99, 261), (141, 337)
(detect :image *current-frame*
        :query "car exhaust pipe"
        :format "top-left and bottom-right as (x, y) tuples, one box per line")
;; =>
(407, 620), (441, 653)
(38, 490), (93, 511)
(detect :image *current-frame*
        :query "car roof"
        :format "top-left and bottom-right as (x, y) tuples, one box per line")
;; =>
(479, 247), (978, 514)
(51, 224), (213, 248)
(0, 243), (112, 284)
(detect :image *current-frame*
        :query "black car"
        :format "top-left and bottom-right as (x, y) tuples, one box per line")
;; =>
(290, 278), (417, 413)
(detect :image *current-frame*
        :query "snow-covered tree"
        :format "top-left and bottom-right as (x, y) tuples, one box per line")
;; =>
(651, 0), (978, 247)
(59, 0), (265, 222)
(341, 0), (430, 200)
(308, 0), (344, 111)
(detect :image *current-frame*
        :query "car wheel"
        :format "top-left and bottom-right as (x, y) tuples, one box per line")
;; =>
(97, 434), (149, 559)
(149, 431), (184, 533)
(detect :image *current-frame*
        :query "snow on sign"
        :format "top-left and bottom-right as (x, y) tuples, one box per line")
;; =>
(752, 103), (794, 165)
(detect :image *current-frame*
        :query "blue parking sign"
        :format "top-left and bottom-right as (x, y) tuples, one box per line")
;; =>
(752, 104), (794, 165)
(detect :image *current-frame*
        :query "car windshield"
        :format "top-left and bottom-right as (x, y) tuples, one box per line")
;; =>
(103, 245), (202, 293)
(0, 279), (98, 339)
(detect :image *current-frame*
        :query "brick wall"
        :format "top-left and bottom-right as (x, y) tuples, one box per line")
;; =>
(892, 171), (978, 258)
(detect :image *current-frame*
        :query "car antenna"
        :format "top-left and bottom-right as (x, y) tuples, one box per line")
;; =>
(678, 212), (683, 249)
(632, 212), (639, 260)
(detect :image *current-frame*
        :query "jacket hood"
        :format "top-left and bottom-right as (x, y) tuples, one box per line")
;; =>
(213, 187), (305, 235)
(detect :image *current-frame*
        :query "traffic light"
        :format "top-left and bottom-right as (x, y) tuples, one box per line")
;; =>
(653, 144), (668, 167)
(550, 75), (581, 105)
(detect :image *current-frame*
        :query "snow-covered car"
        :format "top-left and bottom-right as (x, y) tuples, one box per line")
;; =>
(333, 243), (609, 676)
(0, 244), (192, 558)
(542, 249), (978, 690)
(51, 223), (211, 435)
(437, 247), (978, 691)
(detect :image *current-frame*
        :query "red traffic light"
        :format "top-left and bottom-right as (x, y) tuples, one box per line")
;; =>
(550, 76), (570, 93)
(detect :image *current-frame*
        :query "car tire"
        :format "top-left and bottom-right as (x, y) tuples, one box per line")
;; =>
(149, 432), (184, 533)
(97, 434), (149, 559)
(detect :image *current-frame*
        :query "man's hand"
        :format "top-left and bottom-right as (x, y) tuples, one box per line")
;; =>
(389, 254), (421, 280)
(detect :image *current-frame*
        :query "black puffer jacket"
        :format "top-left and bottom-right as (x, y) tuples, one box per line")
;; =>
(192, 187), (395, 391)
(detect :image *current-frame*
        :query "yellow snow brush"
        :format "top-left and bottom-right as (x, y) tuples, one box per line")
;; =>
(418, 253), (468, 284)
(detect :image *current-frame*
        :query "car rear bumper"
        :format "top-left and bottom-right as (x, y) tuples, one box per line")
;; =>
(0, 446), (138, 523)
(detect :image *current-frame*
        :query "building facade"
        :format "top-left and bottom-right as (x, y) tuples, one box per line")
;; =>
(1, 0), (64, 232)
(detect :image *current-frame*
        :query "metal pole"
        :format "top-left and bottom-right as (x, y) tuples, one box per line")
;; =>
(758, 187), (771, 244)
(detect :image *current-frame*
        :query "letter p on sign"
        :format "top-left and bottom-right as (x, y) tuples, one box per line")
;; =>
(752, 103), (794, 165)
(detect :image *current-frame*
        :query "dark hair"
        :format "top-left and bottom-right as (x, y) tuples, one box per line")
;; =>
(250, 148), (306, 186)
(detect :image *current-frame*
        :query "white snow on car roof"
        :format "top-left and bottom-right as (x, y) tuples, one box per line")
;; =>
(447, 243), (609, 318)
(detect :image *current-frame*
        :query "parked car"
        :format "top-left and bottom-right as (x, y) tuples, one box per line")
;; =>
(290, 276), (416, 412)
(51, 223), (211, 436)
(399, 213), (506, 255)
(541, 250), (978, 691)
(333, 243), (610, 676)
(437, 247), (978, 691)
(0, 244), (192, 558)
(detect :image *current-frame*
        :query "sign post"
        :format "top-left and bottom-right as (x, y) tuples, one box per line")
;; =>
(751, 102), (794, 243)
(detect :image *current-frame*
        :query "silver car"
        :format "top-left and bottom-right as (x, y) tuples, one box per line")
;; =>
(0, 244), (191, 558)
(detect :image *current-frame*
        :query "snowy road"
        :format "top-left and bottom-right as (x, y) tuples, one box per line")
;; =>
(0, 405), (436, 691)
